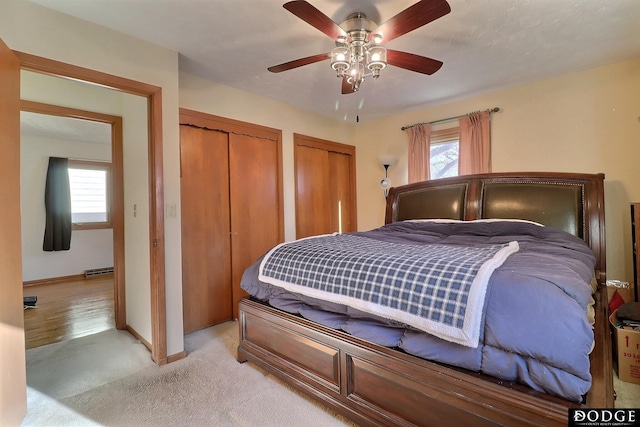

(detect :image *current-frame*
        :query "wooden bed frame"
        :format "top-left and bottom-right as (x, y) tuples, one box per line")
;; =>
(237, 172), (614, 427)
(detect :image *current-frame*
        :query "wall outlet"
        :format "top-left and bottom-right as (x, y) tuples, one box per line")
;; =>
(166, 202), (177, 219)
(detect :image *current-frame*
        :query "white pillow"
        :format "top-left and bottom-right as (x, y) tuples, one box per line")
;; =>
(403, 219), (462, 223)
(468, 218), (545, 227)
(404, 218), (544, 227)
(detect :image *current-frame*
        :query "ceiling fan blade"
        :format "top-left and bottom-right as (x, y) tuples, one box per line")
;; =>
(371, 0), (451, 44)
(283, 1), (347, 40)
(386, 50), (443, 75)
(341, 76), (356, 95)
(268, 53), (330, 73)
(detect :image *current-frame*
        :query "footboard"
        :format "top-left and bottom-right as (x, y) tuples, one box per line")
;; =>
(237, 297), (607, 427)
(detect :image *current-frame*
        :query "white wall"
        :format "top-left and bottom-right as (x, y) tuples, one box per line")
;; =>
(20, 131), (113, 281)
(122, 95), (152, 340)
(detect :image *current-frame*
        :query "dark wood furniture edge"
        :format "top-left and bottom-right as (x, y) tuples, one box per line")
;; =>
(238, 297), (608, 426)
(589, 284), (615, 408)
(631, 204), (640, 302)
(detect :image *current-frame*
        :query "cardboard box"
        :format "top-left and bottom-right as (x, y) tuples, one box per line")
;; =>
(609, 309), (640, 385)
(606, 280), (632, 306)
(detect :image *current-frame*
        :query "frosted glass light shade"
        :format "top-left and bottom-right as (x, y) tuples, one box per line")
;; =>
(330, 47), (351, 76)
(377, 155), (397, 167)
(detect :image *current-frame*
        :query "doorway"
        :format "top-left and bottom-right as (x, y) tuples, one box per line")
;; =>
(15, 51), (168, 364)
(20, 100), (123, 346)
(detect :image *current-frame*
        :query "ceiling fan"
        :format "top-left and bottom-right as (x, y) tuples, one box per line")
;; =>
(268, 0), (451, 94)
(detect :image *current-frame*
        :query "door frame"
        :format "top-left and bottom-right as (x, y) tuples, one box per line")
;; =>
(21, 100), (125, 328)
(15, 51), (168, 364)
(0, 36), (26, 426)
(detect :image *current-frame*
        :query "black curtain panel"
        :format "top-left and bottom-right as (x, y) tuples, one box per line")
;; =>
(43, 157), (72, 251)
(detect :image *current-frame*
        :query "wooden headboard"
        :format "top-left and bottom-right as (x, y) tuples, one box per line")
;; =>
(385, 172), (606, 285)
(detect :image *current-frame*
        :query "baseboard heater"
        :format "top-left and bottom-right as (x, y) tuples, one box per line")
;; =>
(84, 267), (114, 278)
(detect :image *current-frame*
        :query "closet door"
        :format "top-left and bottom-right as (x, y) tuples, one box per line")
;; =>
(180, 125), (232, 333)
(294, 134), (357, 239)
(229, 133), (281, 319)
(329, 151), (354, 234)
(180, 108), (284, 327)
(295, 145), (332, 238)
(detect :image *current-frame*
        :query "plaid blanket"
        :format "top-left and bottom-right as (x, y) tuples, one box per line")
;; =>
(259, 233), (519, 347)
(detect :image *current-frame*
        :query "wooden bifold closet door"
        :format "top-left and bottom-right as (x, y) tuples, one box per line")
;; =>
(180, 125), (232, 333)
(294, 134), (357, 239)
(180, 110), (283, 333)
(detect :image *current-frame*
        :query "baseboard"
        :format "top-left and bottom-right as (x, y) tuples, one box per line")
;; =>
(167, 351), (187, 364)
(23, 273), (86, 287)
(125, 325), (152, 352)
(124, 325), (186, 365)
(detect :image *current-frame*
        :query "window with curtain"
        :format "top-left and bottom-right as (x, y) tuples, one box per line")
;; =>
(430, 127), (460, 179)
(407, 110), (492, 181)
(67, 159), (112, 230)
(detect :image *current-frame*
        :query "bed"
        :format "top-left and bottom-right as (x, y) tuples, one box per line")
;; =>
(237, 172), (614, 427)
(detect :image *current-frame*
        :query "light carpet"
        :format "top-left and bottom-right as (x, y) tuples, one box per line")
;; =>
(22, 321), (639, 426)
(613, 368), (640, 408)
(23, 321), (354, 426)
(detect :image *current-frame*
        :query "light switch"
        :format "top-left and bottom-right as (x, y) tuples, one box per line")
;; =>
(166, 203), (177, 219)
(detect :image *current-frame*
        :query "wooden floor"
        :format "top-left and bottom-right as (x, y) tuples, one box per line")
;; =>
(23, 276), (115, 350)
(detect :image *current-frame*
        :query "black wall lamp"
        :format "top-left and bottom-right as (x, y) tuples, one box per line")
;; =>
(377, 155), (397, 198)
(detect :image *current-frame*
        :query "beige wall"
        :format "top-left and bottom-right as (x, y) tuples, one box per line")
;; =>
(355, 57), (640, 285)
(179, 72), (356, 241)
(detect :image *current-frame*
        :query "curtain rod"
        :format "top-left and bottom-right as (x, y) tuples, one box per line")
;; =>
(401, 107), (500, 131)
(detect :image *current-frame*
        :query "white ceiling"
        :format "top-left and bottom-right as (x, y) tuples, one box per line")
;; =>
(27, 0), (640, 124)
(21, 111), (111, 144)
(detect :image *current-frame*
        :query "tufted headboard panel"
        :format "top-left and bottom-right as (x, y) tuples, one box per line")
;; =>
(395, 184), (467, 222)
(481, 181), (584, 238)
(385, 172), (606, 285)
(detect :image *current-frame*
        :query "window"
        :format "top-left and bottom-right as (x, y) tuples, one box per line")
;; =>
(430, 127), (459, 179)
(67, 159), (112, 230)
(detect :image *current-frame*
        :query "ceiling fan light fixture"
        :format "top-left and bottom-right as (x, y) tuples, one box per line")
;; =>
(352, 62), (365, 78)
(347, 62), (366, 92)
(330, 46), (351, 76)
(270, 1), (451, 93)
(336, 35), (348, 45)
(332, 35), (388, 89)
(366, 46), (387, 78)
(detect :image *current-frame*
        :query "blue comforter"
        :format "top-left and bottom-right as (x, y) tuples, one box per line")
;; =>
(241, 220), (597, 402)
